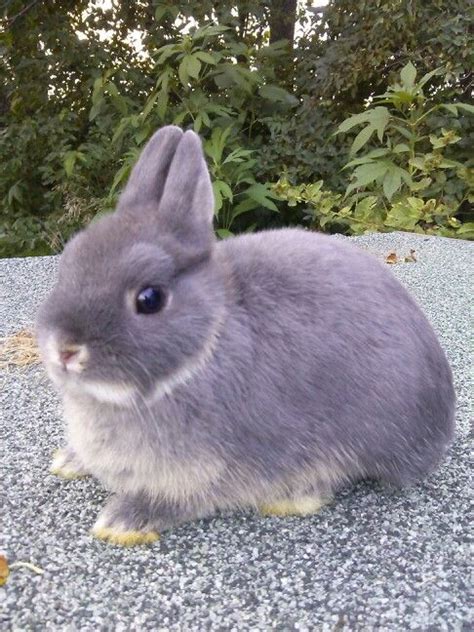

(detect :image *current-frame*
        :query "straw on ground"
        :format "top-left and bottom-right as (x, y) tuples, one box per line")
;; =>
(0, 329), (41, 370)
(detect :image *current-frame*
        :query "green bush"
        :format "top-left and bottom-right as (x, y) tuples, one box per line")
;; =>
(1, 1), (472, 257)
(274, 63), (474, 239)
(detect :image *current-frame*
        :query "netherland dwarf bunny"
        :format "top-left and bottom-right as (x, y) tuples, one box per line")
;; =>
(36, 126), (455, 546)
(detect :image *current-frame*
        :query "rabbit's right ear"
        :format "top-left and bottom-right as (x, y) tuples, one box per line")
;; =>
(117, 126), (183, 212)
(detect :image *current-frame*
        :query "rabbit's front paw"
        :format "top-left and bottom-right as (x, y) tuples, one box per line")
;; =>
(91, 495), (159, 546)
(259, 495), (329, 517)
(50, 446), (90, 479)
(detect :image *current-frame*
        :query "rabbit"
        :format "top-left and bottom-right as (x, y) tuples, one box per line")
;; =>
(36, 125), (456, 546)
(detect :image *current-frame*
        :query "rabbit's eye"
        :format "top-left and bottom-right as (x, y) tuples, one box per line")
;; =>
(136, 286), (165, 314)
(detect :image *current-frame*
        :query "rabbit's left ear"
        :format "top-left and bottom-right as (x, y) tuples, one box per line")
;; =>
(157, 129), (215, 257)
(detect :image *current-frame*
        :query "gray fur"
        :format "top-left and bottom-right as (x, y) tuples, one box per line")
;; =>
(36, 126), (456, 536)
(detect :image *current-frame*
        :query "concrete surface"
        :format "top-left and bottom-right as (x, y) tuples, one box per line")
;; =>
(1, 232), (472, 630)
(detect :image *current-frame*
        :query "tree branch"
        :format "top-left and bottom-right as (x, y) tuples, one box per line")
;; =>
(7, 0), (42, 27)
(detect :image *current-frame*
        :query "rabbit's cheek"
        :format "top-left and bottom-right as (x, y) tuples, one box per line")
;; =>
(147, 307), (226, 403)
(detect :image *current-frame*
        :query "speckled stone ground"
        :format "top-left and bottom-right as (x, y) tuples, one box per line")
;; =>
(1, 232), (472, 630)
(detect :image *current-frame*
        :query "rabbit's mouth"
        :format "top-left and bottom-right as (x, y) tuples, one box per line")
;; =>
(47, 361), (138, 407)
(39, 332), (139, 407)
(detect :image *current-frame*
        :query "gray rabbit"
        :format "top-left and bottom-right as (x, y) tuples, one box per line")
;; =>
(36, 126), (455, 546)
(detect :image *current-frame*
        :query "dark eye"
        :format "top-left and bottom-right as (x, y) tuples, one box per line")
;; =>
(135, 286), (165, 314)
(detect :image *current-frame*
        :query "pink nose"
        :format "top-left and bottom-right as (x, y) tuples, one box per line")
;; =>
(59, 348), (79, 365)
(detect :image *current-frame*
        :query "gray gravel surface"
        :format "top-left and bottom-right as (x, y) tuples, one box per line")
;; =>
(1, 232), (472, 630)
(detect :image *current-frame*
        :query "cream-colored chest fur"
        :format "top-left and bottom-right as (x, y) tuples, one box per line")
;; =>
(63, 393), (224, 503)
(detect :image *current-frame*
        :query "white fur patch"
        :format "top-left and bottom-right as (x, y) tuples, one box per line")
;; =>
(64, 392), (225, 503)
(149, 308), (226, 404)
(79, 380), (137, 406)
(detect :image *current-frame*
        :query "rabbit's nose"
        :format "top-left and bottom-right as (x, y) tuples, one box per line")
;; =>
(58, 344), (87, 371)
(59, 347), (79, 365)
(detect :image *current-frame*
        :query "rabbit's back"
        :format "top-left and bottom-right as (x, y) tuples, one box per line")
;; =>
(213, 229), (455, 487)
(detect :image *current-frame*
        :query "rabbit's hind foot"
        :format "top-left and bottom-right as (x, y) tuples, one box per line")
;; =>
(50, 446), (90, 480)
(259, 495), (329, 517)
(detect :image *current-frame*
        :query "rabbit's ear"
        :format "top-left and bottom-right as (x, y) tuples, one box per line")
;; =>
(157, 129), (215, 255)
(119, 127), (214, 257)
(117, 125), (184, 211)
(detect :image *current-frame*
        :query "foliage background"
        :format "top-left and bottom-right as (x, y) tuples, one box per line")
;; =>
(1, 0), (473, 257)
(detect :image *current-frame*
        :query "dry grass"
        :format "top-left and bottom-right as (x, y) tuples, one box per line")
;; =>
(0, 329), (41, 370)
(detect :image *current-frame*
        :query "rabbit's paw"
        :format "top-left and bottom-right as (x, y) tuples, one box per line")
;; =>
(50, 446), (90, 479)
(259, 495), (329, 517)
(91, 495), (159, 546)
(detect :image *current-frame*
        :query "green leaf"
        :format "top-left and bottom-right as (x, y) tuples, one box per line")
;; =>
(354, 162), (389, 184)
(455, 103), (474, 114)
(350, 125), (375, 155)
(193, 114), (202, 133)
(63, 152), (77, 177)
(259, 85), (298, 105)
(244, 223), (258, 233)
(111, 117), (132, 145)
(342, 157), (375, 170)
(214, 179), (233, 202)
(178, 57), (190, 86)
(155, 69), (170, 90)
(456, 222), (474, 237)
(346, 162), (388, 195)
(91, 77), (103, 105)
(154, 4), (168, 21)
(7, 182), (23, 205)
(392, 143), (410, 153)
(231, 198), (259, 222)
(192, 24), (230, 39)
(155, 45), (178, 66)
(244, 183), (279, 212)
(438, 158), (462, 169)
(111, 161), (132, 194)
(418, 67), (442, 88)
(408, 157), (426, 171)
(194, 51), (218, 65)
(409, 177), (432, 191)
(212, 181), (222, 213)
(110, 94), (128, 116)
(205, 126), (233, 165)
(142, 91), (159, 119)
(400, 61), (417, 87)
(369, 107), (390, 142)
(441, 104), (458, 116)
(135, 127), (151, 145)
(173, 111), (187, 126)
(89, 101), (103, 121)
(216, 228), (234, 239)
(186, 55), (201, 79)
(343, 148), (390, 168)
(400, 170), (414, 188)
(156, 88), (168, 119)
(383, 168), (402, 201)
(391, 125), (415, 141)
(366, 148), (391, 158)
(105, 81), (119, 99)
(222, 148), (255, 165)
(336, 111), (372, 134)
(353, 196), (378, 220)
(385, 199), (421, 230)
